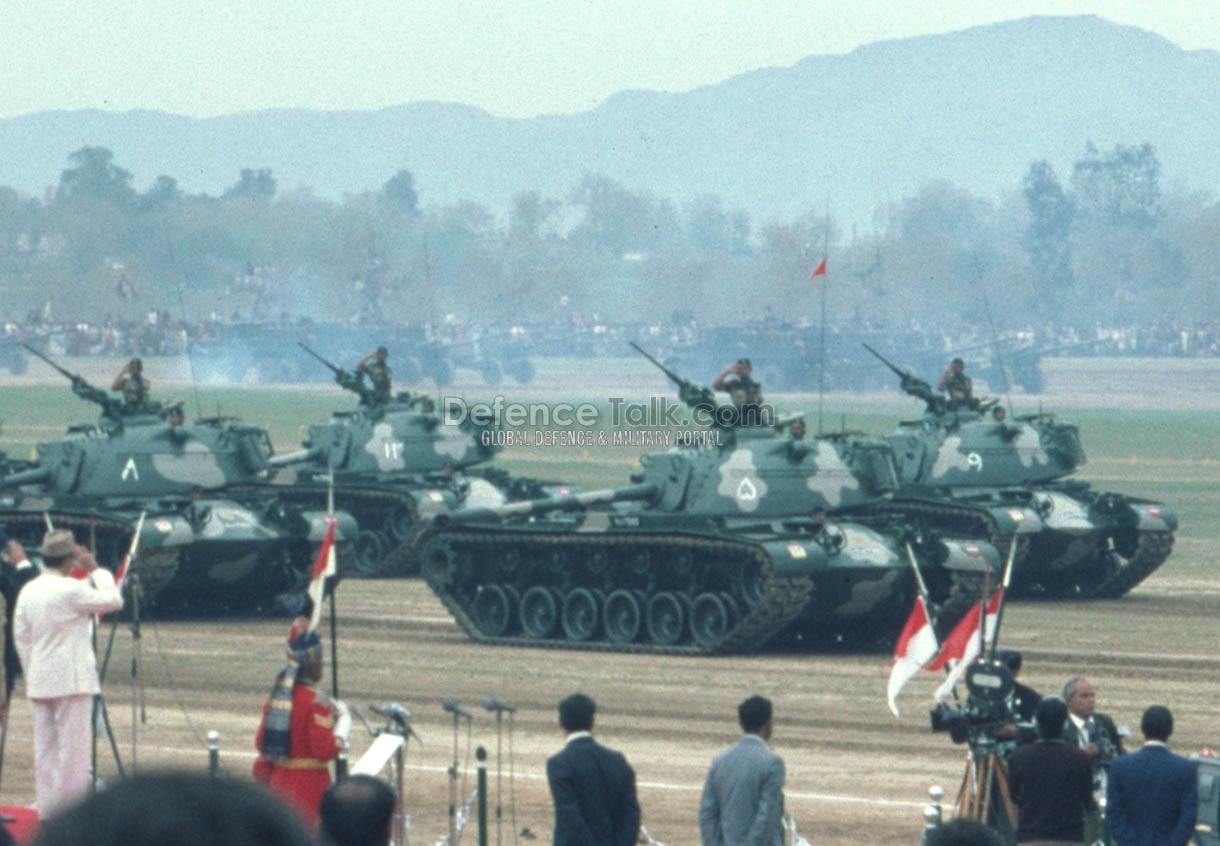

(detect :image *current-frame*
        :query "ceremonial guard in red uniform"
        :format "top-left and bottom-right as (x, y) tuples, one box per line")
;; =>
(253, 618), (350, 825)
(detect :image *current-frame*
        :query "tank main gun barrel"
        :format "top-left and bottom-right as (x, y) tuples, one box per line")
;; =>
(22, 343), (124, 418)
(267, 446), (324, 468)
(0, 464), (52, 488)
(861, 343), (941, 411)
(298, 342), (374, 404)
(628, 342), (718, 414)
(432, 481), (659, 528)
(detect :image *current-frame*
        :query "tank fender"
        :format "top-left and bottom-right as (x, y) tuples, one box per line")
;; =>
(762, 537), (832, 578)
(299, 509), (359, 542)
(983, 504), (1044, 535)
(937, 539), (1001, 574)
(818, 523), (903, 572)
(138, 514), (195, 549)
(1123, 501), (1178, 532)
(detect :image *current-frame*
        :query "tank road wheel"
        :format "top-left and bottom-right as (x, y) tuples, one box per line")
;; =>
(730, 561), (766, 608)
(519, 587), (559, 638)
(561, 588), (602, 641)
(385, 504), (415, 542)
(420, 541), (458, 588)
(473, 585), (519, 637)
(646, 592), (687, 646)
(351, 530), (387, 577)
(604, 590), (643, 644)
(691, 593), (733, 649)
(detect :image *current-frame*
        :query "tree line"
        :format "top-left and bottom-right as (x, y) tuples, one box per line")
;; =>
(0, 142), (1215, 330)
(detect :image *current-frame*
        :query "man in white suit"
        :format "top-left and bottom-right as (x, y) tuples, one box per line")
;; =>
(14, 529), (123, 818)
(699, 695), (786, 846)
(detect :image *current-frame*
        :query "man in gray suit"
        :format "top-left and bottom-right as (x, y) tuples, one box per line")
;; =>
(699, 695), (786, 846)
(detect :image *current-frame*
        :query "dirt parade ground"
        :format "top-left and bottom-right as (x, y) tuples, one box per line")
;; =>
(0, 355), (1217, 845)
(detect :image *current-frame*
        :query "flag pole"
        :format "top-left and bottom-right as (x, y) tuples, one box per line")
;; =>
(986, 537), (1019, 659)
(327, 463), (339, 700)
(816, 209), (830, 434)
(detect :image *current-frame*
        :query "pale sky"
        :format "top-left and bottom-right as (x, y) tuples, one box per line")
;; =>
(3, 0), (1218, 120)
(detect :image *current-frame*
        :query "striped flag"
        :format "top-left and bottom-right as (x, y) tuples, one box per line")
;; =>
(307, 516), (338, 633)
(887, 596), (939, 717)
(931, 588), (1004, 702)
(809, 258), (828, 280)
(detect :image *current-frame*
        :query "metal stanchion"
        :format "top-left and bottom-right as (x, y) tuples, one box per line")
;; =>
(207, 731), (221, 778)
(477, 747), (488, 846)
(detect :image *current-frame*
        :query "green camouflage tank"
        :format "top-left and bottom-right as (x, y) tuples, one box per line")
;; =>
(2, 347), (354, 616)
(410, 345), (1017, 654)
(868, 345), (1176, 598)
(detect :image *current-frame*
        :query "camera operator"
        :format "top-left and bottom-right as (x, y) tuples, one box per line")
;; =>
(989, 650), (1041, 747)
(1007, 696), (1096, 845)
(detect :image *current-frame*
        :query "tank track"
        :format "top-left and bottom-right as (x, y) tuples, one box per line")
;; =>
(419, 530), (813, 655)
(0, 510), (180, 604)
(1088, 530), (1174, 599)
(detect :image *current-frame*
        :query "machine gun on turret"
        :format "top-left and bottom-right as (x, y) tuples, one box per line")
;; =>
(629, 341), (772, 427)
(862, 344), (946, 414)
(298, 342), (380, 408)
(23, 343), (126, 424)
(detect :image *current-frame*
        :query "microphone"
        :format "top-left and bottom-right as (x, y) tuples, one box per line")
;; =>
(483, 697), (517, 713)
(442, 698), (473, 720)
(370, 702), (418, 737)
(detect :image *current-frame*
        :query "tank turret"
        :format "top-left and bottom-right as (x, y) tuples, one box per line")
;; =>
(249, 345), (570, 577)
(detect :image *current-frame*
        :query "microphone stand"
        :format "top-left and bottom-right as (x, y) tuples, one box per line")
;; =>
(483, 699), (516, 846)
(444, 701), (472, 846)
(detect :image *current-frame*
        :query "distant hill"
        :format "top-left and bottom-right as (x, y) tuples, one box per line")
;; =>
(2, 15), (1218, 226)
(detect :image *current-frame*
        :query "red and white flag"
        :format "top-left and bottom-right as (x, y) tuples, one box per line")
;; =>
(931, 588), (1004, 702)
(307, 517), (338, 633)
(887, 596), (939, 716)
(809, 258), (828, 280)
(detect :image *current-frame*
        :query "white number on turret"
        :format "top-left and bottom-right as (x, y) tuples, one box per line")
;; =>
(383, 441), (404, 461)
(966, 452), (983, 471)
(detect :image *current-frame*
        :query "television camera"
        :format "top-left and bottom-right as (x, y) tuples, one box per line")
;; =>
(930, 659), (1016, 749)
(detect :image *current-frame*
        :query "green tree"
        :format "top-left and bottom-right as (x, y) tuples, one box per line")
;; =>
(1021, 160), (1075, 298)
(55, 147), (138, 209)
(223, 168), (277, 200)
(381, 169), (420, 216)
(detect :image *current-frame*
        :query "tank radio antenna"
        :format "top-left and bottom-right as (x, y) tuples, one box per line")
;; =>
(161, 227), (205, 419)
(979, 273), (1015, 417)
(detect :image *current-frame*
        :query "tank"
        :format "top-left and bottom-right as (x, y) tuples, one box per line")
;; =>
(258, 345), (565, 577)
(410, 344), (1023, 655)
(3, 346), (354, 616)
(866, 345), (1177, 598)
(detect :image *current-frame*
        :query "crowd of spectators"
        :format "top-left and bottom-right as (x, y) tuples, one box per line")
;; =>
(3, 313), (1220, 369)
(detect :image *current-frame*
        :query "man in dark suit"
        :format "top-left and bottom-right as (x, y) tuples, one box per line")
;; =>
(545, 693), (640, 846)
(1063, 676), (1125, 844)
(1105, 705), (1198, 846)
(1007, 695), (1096, 844)
(699, 695), (786, 846)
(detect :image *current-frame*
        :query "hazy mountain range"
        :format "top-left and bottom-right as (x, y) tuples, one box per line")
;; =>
(2, 14), (1218, 227)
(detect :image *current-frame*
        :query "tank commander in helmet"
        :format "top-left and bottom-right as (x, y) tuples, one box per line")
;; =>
(111, 357), (152, 414)
(355, 347), (393, 406)
(712, 358), (765, 424)
(937, 357), (976, 410)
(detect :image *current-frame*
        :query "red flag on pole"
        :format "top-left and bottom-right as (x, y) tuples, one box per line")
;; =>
(307, 517), (338, 633)
(886, 596), (939, 717)
(809, 258), (828, 280)
(930, 588), (1004, 701)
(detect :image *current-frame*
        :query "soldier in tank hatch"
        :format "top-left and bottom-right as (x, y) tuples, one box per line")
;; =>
(111, 357), (152, 413)
(355, 347), (393, 405)
(937, 357), (975, 409)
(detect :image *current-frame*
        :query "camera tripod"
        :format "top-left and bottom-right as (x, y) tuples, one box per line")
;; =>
(954, 744), (1016, 839)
